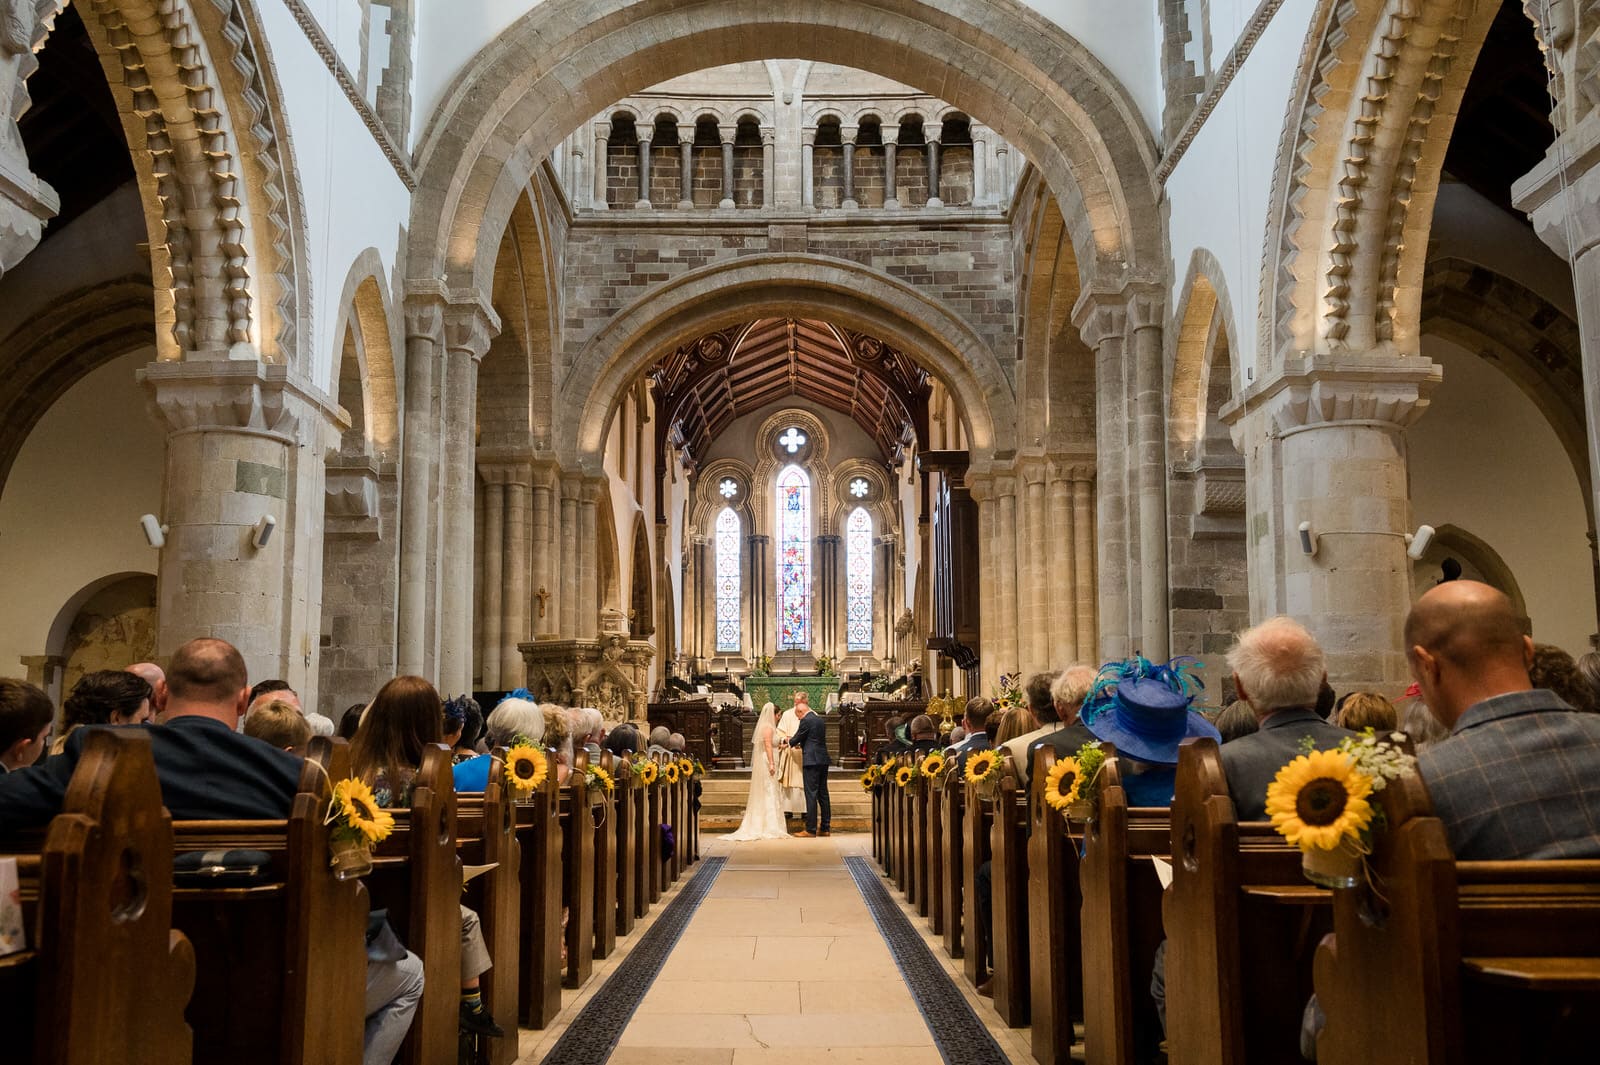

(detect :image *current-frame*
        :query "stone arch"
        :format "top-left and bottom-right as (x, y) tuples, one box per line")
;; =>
(328, 250), (400, 457)
(1260, 0), (1506, 365)
(1015, 174), (1090, 452)
(60, 0), (307, 363)
(0, 275), (154, 495)
(409, 0), (1160, 297)
(690, 458), (756, 534)
(482, 188), (556, 446)
(629, 511), (654, 637)
(48, 571), (158, 697)
(556, 254), (1014, 465)
(597, 489), (622, 614)
(1169, 248), (1239, 465)
(1409, 523), (1527, 619)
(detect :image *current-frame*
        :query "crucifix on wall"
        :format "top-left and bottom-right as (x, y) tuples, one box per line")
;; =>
(535, 586), (550, 618)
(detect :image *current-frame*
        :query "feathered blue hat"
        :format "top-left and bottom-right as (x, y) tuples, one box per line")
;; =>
(1081, 656), (1219, 767)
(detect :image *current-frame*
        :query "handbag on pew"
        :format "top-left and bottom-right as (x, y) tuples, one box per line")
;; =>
(173, 849), (273, 887)
(780, 747), (805, 790)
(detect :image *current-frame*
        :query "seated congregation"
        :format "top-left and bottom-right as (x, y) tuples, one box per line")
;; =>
(870, 579), (1600, 1065)
(0, 640), (703, 1065)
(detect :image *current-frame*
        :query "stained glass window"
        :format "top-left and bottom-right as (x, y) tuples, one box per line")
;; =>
(715, 507), (741, 653)
(776, 465), (811, 651)
(846, 507), (873, 652)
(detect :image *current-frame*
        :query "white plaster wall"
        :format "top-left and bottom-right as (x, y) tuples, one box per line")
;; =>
(259, 2), (412, 392)
(1409, 334), (1596, 654)
(0, 350), (163, 674)
(1205, 0), (1273, 64)
(1164, 0), (1316, 376)
(411, 1), (1161, 147)
(299, 0), (367, 74)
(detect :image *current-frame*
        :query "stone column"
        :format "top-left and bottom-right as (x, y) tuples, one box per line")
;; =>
(719, 128), (736, 209)
(694, 535), (711, 662)
(995, 474), (1019, 677)
(479, 477), (505, 687)
(0, 3), (62, 280)
(968, 473), (998, 691)
(1223, 358), (1440, 688)
(883, 141), (899, 209)
(995, 144), (1011, 202)
(760, 128), (775, 208)
(19, 655), (64, 713)
(502, 470), (530, 686)
(678, 126), (695, 210)
(1022, 465), (1048, 669)
(530, 464), (557, 637)
(1046, 466), (1076, 667)
(801, 130), (815, 209)
(578, 480), (600, 637)
(818, 534), (841, 657)
(1130, 294), (1170, 661)
(398, 291), (444, 676)
(140, 361), (346, 701)
(1074, 293), (1134, 659)
(559, 477), (580, 636)
(841, 127), (858, 210)
(748, 534), (769, 657)
(592, 124), (610, 210)
(636, 134), (653, 210)
(438, 298), (497, 696)
(972, 132), (988, 204)
(926, 139), (943, 208)
(1070, 469), (1098, 664)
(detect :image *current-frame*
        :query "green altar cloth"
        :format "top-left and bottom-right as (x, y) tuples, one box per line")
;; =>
(746, 673), (840, 712)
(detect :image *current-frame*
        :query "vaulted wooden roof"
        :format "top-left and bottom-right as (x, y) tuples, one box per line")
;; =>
(652, 318), (931, 459)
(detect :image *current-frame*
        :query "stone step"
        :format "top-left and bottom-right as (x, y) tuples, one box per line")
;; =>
(695, 772), (872, 829)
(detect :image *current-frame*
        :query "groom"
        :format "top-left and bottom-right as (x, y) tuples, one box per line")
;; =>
(785, 692), (831, 837)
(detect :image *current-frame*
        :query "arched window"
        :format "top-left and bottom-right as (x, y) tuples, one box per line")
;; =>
(776, 464), (811, 650)
(715, 507), (742, 653)
(845, 507), (873, 652)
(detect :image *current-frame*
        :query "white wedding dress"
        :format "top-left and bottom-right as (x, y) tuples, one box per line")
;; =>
(725, 706), (790, 840)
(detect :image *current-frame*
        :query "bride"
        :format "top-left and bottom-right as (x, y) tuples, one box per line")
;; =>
(724, 702), (789, 840)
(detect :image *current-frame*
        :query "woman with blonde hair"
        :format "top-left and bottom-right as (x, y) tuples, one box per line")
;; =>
(1334, 691), (1398, 734)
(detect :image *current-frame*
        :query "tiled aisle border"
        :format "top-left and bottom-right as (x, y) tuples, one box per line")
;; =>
(536, 856), (728, 1064)
(843, 855), (1012, 1065)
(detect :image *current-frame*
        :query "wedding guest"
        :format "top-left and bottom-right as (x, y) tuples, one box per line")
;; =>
(247, 679), (299, 715)
(604, 724), (640, 757)
(1026, 666), (1098, 787)
(126, 661), (169, 716)
(442, 695), (478, 762)
(54, 670), (154, 753)
(1528, 643), (1597, 714)
(1407, 581), (1600, 859)
(453, 695), (545, 792)
(244, 699), (313, 753)
(1081, 661), (1222, 808)
(645, 724), (673, 758)
(1577, 651), (1600, 712)
(946, 698), (992, 776)
(998, 672), (1062, 782)
(338, 704), (365, 741)
(947, 726), (968, 745)
(1333, 691), (1397, 734)
(1220, 617), (1353, 820)
(544, 705), (576, 783)
(1212, 700), (1259, 744)
(578, 709), (606, 756)
(991, 707), (1036, 749)
(0, 678), (54, 774)
(874, 715), (908, 762)
(350, 675), (505, 1038)
(908, 714), (941, 754)
(305, 713), (336, 738)
(668, 731), (687, 755)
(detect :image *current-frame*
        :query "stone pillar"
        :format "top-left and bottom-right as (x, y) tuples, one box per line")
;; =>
(438, 299), (497, 696)
(1070, 469), (1098, 664)
(140, 362), (346, 701)
(760, 128), (775, 208)
(592, 124), (610, 210)
(972, 133), (988, 204)
(883, 141), (899, 209)
(748, 534), (769, 658)
(559, 477), (580, 636)
(1223, 358), (1440, 688)
(801, 132), (815, 209)
(0, 2), (63, 280)
(995, 144), (1011, 201)
(678, 126), (695, 210)
(693, 535), (710, 663)
(1022, 465), (1048, 669)
(19, 655), (65, 714)
(479, 478), (504, 687)
(818, 534), (840, 657)
(968, 474), (998, 691)
(398, 292), (443, 676)
(1046, 467), (1075, 667)
(531, 465), (557, 637)
(719, 130), (736, 209)
(636, 134), (653, 210)
(841, 128), (858, 210)
(1130, 295), (1170, 661)
(926, 139), (943, 208)
(502, 472), (530, 686)
(1074, 293), (1134, 659)
(995, 474), (1019, 677)
(578, 476), (603, 636)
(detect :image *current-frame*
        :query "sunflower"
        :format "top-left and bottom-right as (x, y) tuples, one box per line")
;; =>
(505, 744), (549, 793)
(678, 758), (695, 779)
(965, 748), (1001, 785)
(1042, 757), (1083, 812)
(920, 751), (946, 779)
(638, 761), (659, 786)
(588, 766), (615, 795)
(1265, 749), (1375, 851)
(664, 763), (681, 785)
(895, 765), (915, 788)
(859, 769), (877, 792)
(332, 777), (395, 844)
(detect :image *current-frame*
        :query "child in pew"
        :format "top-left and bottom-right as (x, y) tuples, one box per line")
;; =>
(243, 698), (313, 754)
(349, 675), (507, 1040)
(0, 678), (54, 773)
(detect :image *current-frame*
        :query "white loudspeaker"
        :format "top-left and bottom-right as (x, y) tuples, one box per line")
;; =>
(140, 514), (168, 549)
(1406, 523), (1436, 561)
(251, 514), (277, 550)
(1297, 521), (1317, 557)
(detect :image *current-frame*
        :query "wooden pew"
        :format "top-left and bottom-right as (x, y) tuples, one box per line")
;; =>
(1028, 744), (1085, 1065)
(589, 752), (618, 960)
(1163, 738), (1331, 1065)
(925, 763), (946, 936)
(646, 757), (664, 904)
(897, 756), (914, 896)
(367, 745), (463, 1065)
(456, 752), (522, 1065)
(1078, 747), (1169, 1065)
(913, 768), (932, 915)
(560, 763), (595, 988)
(512, 753), (564, 1029)
(962, 770), (995, 985)
(990, 757), (1031, 1026)
(872, 765), (886, 865)
(1315, 771), (1600, 1065)
(167, 736), (368, 1065)
(0, 729), (196, 1065)
(941, 767), (967, 959)
(613, 755), (638, 936)
(633, 762), (652, 918)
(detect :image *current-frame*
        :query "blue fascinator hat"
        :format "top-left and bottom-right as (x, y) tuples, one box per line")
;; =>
(1081, 656), (1220, 767)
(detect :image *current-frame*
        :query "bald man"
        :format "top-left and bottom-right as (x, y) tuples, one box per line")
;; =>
(1407, 580), (1600, 859)
(126, 661), (168, 715)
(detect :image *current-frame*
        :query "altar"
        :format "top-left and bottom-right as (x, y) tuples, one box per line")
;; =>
(744, 673), (839, 713)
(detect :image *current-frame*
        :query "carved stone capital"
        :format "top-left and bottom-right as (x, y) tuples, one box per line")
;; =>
(476, 457), (534, 487)
(1071, 275), (1164, 347)
(1220, 355), (1442, 444)
(139, 360), (348, 449)
(1513, 109), (1600, 260)
(443, 291), (500, 361)
(402, 284), (447, 343)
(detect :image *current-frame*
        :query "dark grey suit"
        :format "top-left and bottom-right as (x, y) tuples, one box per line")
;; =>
(1419, 689), (1600, 859)
(1219, 707), (1354, 822)
(791, 711), (830, 833)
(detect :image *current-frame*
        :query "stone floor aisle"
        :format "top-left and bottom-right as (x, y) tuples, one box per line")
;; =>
(519, 832), (1034, 1065)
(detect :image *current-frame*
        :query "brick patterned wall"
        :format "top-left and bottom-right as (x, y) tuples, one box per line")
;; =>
(896, 146), (929, 207)
(813, 145), (845, 208)
(692, 147), (721, 207)
(733, 145), (762, 207)
(941, 145), (973, 206)
(607, 143), (639, 209)
(855, 146), (886, 207)
(650, 145), (684, 207)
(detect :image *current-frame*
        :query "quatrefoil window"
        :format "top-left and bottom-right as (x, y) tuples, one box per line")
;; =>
(849, 478), (869, 499)
(778, 427), (807, 454)
(719, 479), (738, 499)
